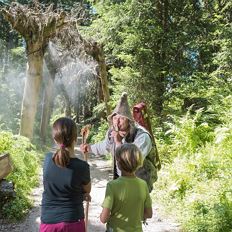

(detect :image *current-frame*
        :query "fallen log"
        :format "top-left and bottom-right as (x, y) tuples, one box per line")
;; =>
(0, 153), (13, 180)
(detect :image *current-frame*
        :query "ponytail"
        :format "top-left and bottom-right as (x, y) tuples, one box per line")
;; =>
(52, 117), (77, 168)
(52, 146), (70, 168)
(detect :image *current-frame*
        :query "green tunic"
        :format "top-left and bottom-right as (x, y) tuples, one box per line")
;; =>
(102, 176), (152, 232)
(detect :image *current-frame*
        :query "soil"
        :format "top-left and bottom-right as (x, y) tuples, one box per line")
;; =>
(0, 149), (181, 232)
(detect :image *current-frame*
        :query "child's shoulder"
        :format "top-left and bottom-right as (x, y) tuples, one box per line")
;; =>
(108, 176), (146, 185)
(107, 177), (148, 193)
(135, 176), (147, 184)
(107, 178), (121, 187)
(69, 157), (89, 169)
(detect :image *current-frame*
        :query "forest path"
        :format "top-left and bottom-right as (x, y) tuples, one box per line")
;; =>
(0, 148), (181, 232)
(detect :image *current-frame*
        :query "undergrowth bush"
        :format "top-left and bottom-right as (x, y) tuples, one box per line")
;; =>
(163, 108), (215, 159)
(0, 131), (40, 220)
(154, 96), (232, 232)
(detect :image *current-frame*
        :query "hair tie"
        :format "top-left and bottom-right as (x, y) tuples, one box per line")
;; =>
(60, 144), (65, 149)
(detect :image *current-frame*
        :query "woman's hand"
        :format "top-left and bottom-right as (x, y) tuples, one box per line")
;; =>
(83, 193), (91, 202)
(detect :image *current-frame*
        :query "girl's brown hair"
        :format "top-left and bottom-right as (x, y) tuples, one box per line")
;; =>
(52, 117), (77, 168)
(115, 143), (143, 173)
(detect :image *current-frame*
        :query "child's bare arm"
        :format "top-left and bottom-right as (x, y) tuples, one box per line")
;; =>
(100, 207), (111, 223)
(82, 181), (91, 193)
(144, 207), (153, 220)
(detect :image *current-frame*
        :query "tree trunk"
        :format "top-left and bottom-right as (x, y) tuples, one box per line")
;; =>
(59, 83), (72, 117)
(40, 44), (58, 143)
(74, 86), (83, 123)
(40, 74), (55, 143)
(64, 96), (72, 117)
(19, 47), (43, 140)
(96, 45), (111, 115)
(154, 0), (169, 118)
(2, 2), (70, 140)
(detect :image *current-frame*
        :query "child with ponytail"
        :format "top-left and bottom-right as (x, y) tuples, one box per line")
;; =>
(40, 117), (91, 232)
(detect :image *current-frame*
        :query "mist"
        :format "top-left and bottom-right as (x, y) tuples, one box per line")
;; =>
(0, 52), (26, 133)
(47, 41), (98, 114)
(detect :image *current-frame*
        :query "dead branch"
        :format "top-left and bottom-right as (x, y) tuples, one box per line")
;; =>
(1, 2), (74, 44)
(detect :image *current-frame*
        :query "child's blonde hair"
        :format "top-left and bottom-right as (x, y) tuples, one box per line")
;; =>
(115, 143), (143, 173)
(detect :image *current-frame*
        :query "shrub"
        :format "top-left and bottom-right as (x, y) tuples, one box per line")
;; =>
(153, 98), (232, 232)
(0, 131), (40, 220)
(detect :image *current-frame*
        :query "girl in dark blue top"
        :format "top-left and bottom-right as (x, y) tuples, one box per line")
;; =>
(40, 117), (91, 232)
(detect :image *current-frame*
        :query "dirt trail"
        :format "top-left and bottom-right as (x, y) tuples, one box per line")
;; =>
(0, 150), (181, 232)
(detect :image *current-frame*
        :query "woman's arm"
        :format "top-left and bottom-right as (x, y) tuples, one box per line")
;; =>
(100, 207), (111, 223)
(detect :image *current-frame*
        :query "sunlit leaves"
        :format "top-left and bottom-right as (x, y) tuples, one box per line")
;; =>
(0, 131), (40, 219)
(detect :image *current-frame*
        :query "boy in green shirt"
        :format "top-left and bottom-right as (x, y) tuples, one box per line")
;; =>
(100, 143), (153, 232)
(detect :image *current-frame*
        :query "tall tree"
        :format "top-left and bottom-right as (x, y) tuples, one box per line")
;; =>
(85, 0), (231, 120)
(2, 2), (69, 139)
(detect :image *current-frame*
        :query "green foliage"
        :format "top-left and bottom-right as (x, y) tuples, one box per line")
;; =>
(153, 96), (232, 232)
(2, 194), (32, 221)
(89, 119), (109, 144)
(164, 108), (214, 158)
(0, 131), (40, 220)
(84, 0), (232, 122)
